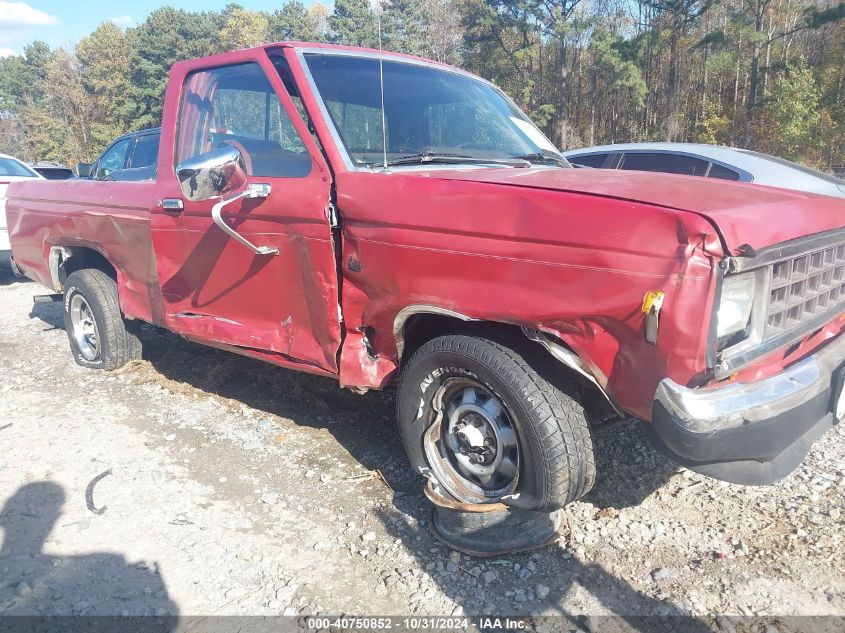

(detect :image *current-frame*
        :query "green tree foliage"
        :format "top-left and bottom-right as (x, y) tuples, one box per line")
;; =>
(23, 49), (92, 164)
(77, 22), (133, 150)
(269, 1), (328, 42)
(756, 65), (821, 161)
(0, 41), (51, 113)
(586, 29), (647, 143)
(0, 0), (841, 170)
(329, 0), (378, 48)
(461, 0), (544, 114)
(385, 0), (432, 55)
(637, 0), (715, 139)
(423, 0), (463, 64)
(220, 6), (271, 50)
(127, 7), (224, 129)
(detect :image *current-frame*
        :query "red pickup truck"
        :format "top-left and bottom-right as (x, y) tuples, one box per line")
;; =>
(7, 43), (845, 511)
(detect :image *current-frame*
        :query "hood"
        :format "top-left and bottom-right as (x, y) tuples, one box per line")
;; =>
(423, 167), (845, 253)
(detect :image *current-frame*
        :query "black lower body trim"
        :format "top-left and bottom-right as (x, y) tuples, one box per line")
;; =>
(651, 387), (838, 485)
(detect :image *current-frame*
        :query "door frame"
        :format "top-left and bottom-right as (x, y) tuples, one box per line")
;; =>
(150, 46), (342, 376)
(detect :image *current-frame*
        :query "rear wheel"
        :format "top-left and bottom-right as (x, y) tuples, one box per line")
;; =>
(397, 334), (595, 511)
(63, 269), (142, 370)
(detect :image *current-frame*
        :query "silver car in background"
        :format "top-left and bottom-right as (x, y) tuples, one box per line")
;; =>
(0, 154), (43, 268)
(563, 142), (845, 199)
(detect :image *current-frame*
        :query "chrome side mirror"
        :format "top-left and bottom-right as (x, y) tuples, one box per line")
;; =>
(175, 145), (248, 202)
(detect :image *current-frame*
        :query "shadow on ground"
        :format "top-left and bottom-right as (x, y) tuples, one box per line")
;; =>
(0, 268), (28, 287)
(378, 490), (712, 625)
(27, 300), (680, 502)
(27, 299), (692, 619)
(0, 481), (178, 627)
(29, 300), (415, 492)
(585, 420), (680, 510)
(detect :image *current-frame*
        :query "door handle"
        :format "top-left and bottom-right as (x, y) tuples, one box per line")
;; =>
(158, 198), (184, 213)
(211, 183), (278, 256)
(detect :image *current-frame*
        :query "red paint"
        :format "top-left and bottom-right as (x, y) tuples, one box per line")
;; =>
(149, 48), (341, 373)
(6, 43), (845, 423)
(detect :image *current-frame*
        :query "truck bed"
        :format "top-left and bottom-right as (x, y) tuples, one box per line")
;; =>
(6, 179), (162, 323)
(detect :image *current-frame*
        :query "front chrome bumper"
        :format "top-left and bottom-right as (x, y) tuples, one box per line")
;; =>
(652, 333), (845, 484)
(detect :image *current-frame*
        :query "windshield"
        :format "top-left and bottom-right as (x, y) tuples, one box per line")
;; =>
(0, 157), (38, 178)
(303, 54), (566, 168)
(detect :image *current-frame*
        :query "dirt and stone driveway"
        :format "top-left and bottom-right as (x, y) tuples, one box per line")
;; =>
(0, 270), (843, 624)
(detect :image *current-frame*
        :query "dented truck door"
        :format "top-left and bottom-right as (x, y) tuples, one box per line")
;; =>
(150, 49), (341, 373)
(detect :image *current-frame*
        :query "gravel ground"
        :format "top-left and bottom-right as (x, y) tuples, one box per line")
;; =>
(0, 269), (844, 621)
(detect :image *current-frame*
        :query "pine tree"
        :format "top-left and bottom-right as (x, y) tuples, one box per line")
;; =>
(126, 8), (224, 129)
(385, 0), (431, 55)
(270, 1), (325, 42)
(219, 7), (271, 50)
(77, 22), (132, 152)
(329, 0), (378, 48)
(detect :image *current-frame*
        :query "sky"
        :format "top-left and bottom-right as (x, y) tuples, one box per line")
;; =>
(0, 0), (322, 57)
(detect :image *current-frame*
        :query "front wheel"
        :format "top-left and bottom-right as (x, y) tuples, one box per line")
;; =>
(63, 269), (142, 370)
(397, 334), (595, 511)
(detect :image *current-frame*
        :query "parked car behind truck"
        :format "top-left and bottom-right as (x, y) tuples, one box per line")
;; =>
(29, 161), (75, 180)
(564, 142), (845, 199)
(0, 154), (43, 268)
(7, 43), (845, 512)
(76, 128), (161, 181)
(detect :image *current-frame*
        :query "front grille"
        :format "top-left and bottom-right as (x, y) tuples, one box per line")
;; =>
(765, 244), (845, 338)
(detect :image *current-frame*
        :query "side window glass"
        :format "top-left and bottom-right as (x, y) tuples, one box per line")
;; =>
(129, 134), (160, 170)
(567, 153), (609, 168)
(175, 62), (311, 178)
(270, 55), (311, 130)
(96, 138), (132, 180)
(620, 152), (710, 176)
(708, 163), (741, 181)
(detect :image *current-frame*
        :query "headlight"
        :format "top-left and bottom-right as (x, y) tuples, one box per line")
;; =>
(716, 273), (756, 340)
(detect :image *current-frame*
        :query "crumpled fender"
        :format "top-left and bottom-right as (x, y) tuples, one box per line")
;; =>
(335, 170), (723, 421)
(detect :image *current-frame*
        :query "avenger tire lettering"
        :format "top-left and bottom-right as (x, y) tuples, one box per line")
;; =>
(397, 334), (596, 511)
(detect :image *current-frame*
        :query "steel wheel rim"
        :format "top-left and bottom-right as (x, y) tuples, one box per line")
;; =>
(425, 377), (520, 503)
(70, 294), (100, 361)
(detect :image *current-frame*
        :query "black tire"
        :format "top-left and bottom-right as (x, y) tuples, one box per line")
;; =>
(397, 334), (595, 511)
(63, 269), (142, 370)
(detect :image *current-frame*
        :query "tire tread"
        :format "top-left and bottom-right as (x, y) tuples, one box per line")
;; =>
(64, 269), (142, 371)
(399, 333), (596, 510)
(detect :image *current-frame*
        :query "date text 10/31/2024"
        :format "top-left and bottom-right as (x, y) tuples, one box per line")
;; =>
(304, 617), (529, 630)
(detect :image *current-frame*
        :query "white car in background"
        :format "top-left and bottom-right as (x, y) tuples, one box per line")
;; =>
(0, 154), (43, 269)
(564, 142), (845, 199)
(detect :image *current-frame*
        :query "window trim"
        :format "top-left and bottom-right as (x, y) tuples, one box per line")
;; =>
(127, 132), (160, 170)
(294, 47), (557, 173)
(94, 137), (133, 180)
(565, 152), (613, 169)
(618, 150), (712, 176)
(613, 149), (752, 182)
(173, 60), (313, 179)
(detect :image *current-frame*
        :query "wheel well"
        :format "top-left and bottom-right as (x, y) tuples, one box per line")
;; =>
(56, 247), (117, 288)
(398, 312), (619, 425)
(400, 313), (526, 364)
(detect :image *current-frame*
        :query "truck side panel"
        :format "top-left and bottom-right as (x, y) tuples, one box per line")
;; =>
(6, 180), (163, 324)
(335, 172), (721, 421)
